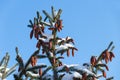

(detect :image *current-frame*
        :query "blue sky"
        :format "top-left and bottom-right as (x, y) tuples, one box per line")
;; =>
(0, 0), (120, 80)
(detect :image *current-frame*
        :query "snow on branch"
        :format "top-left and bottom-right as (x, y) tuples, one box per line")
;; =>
(0, 53), (18, 80)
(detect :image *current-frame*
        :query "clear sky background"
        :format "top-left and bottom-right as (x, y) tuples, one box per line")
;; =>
(0, 0), (120, 80)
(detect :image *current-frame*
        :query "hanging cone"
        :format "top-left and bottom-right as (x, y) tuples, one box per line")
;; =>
(67, 49), (70, 57)
(34, 56), (37, 66)
(102, 70), (106, 78)
(82, 73), (87, 80)
(72, 49), (74, 57)
(90, 56), (96, 66)
(39, 68), (42, 76)
(105, 65), (109, 71)
(52, 57), (56, 64)
(49, 40), (53, 49)
(30, 30), (33, 39)
(109, 52), (115, 61)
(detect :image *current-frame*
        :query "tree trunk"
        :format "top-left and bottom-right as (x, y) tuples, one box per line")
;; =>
(53, 68), (58, 80)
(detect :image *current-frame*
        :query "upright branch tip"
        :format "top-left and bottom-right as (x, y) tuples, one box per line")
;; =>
(107, 41), (113, 50)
